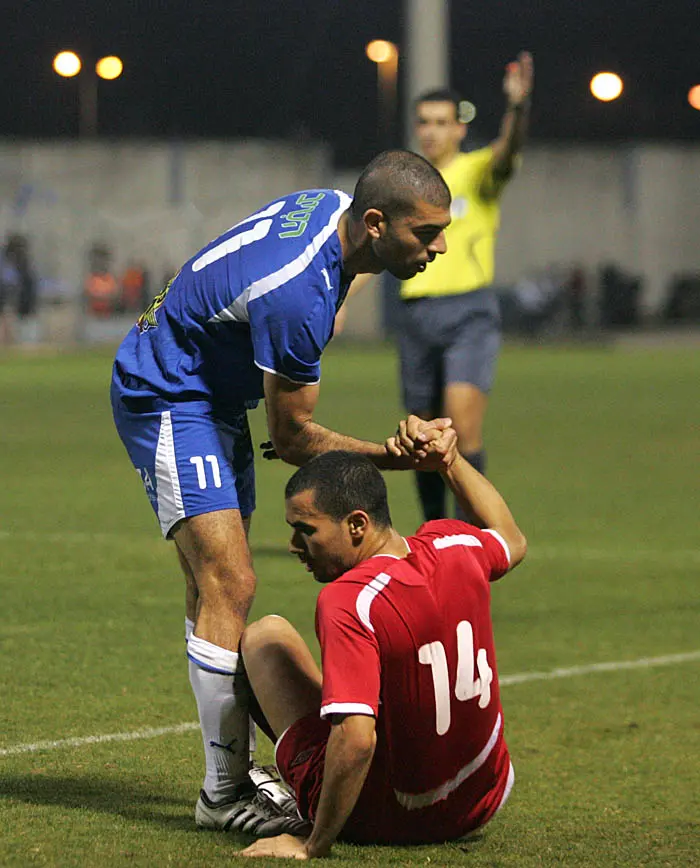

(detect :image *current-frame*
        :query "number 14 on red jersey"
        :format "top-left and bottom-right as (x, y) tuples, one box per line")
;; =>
(418, 621), (494, 736)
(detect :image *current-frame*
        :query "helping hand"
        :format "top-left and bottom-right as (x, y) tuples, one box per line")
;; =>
(239, 834), (309, 859)
(385, 415), (458, 471)
(503, 50), (534, 107)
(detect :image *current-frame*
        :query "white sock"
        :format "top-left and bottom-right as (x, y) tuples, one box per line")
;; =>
(185, 617), (195, 642)
(249, 719), (257, 761)
(187, 633), (250, 802)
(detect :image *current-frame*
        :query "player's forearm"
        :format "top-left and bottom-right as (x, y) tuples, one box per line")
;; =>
(441, 454), (527, 564)
(272, 419), (414, 470)
(304, 723), (376, 859)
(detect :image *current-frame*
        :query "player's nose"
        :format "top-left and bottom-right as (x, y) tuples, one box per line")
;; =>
(428, 231), (447, 255)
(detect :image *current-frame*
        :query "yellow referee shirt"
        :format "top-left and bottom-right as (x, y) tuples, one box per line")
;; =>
(401, 147), (510, 299)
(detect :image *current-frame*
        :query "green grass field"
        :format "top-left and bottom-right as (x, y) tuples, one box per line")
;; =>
(1, 342), (698, 867)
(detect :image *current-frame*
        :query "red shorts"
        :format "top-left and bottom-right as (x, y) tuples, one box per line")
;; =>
(275, 711), (515, 845)
(275, 712), (330, 823)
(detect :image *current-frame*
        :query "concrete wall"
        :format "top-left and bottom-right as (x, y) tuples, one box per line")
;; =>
(0, 139), (332, 295)
(488, 144), (700, 315)
(1, 140), (698, 343)
(338, 144), (700, 327)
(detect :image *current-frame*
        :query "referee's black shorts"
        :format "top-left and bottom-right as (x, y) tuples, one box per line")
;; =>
(398, 287), (501, 413)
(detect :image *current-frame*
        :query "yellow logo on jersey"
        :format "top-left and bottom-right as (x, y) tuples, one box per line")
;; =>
(137, 270), (179, 332)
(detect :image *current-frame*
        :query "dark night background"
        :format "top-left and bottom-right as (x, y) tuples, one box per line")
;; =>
(3, 0), (699, 166)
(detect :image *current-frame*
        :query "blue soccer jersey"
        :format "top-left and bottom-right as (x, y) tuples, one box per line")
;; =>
(112, 189), (353, 422)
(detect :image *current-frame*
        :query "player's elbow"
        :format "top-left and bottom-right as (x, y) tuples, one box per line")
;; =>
(269, 426), (306, 466)
(333, 716), (377, 763)
(353, 726), (377, 759)
(270, 436), (297, 465)
(268, 416), (314, 466)
(507, 528), (527, 568)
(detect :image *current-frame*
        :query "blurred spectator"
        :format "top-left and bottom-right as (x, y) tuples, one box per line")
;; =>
(567, 266), (587, 331)
(662, 274), (700, 323)
(510, 267), (566, 336)
(599, 264), (642, 328)
(84, 243), (119, 317)
(0, 234), (37, 344)
(120, 262), (150, 313)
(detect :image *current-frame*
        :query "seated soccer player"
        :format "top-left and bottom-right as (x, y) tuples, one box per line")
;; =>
(237, 419), (527, 859)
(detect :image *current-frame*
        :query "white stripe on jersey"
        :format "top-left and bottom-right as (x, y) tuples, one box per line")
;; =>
(355, 571), (392, 634)
(192, 200), (287, 273)
(432, 529), (511, 566)
(209, 191), (352, 324)
(433, 533), (483, 550)
(482, 529), (511, 565)
(393, 712), (502, 810)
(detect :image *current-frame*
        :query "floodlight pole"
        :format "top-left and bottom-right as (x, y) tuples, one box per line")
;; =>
(79, 70), (98, 138)
(404, 0), (450, 147)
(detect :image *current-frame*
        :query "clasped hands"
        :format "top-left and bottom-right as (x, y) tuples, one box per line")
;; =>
(385, 414), (458, 471)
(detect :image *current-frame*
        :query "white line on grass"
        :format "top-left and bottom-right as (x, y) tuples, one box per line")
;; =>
(0, 722), (199, 757)
(2, 650), (699, 758)
(499, 649), (700, 686)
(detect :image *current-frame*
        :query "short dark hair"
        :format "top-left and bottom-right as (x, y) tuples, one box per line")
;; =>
(415, 89), (475, 124)
(415, 88), (463, 116)
(350, 149), (450, 221)
(285, 451), (392, 528)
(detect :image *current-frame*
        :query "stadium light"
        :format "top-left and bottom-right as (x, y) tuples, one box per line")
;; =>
(52, 51), (124, 136)
(590, 72), (623, 102)
(688, 85), (700, 111)
(366, 40), (399, 149)
(366, 40), (398, 65)
(96, 56), (124, 81)
(53, 51), (82, 78)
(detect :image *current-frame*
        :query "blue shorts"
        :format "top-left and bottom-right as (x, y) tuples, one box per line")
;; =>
(111, 387), (256, 537)
(398, 288), (501, 413)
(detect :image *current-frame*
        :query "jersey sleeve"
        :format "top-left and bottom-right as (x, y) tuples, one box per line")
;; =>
(412, 519), (511, 581)
(248, 279), (333, 385)
(316, 583), (381, 719)
(467, 145), (517, 201)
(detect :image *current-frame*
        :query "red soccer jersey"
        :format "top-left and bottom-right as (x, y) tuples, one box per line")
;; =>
(315, 519), (514, 844)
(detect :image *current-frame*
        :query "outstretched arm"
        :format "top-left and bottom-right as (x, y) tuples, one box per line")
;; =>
(264, 373), (451, 469)
(487, 51), (534, 186)
(387, 420), (527, 568)
(440, 454), (527, 568)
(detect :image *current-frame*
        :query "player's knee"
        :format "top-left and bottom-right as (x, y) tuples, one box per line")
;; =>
(450, 413), (484, 452)
(456, 430), (483, 453)
(241, 615), (293, 658)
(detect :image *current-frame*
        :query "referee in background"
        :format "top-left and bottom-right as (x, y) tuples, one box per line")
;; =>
(399, 52), (533, 521)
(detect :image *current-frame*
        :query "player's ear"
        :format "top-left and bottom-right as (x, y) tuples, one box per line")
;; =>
(347, 510), (370, 543)
(363, 208), (385, 240)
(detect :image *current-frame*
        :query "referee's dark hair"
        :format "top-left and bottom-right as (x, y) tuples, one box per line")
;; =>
(285, 451), (392, 529)
(415, 89), (475, 125)
(351, 149), (450, 221)
(415, 87), (463, 115)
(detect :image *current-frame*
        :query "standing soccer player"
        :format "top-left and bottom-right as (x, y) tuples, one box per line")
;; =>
(400, 52), (533, 521)
(110, 151), (452, 834)
(237, 421), (526, 859)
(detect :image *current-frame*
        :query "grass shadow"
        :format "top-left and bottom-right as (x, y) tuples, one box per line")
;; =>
(0, 771), (246, 842)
